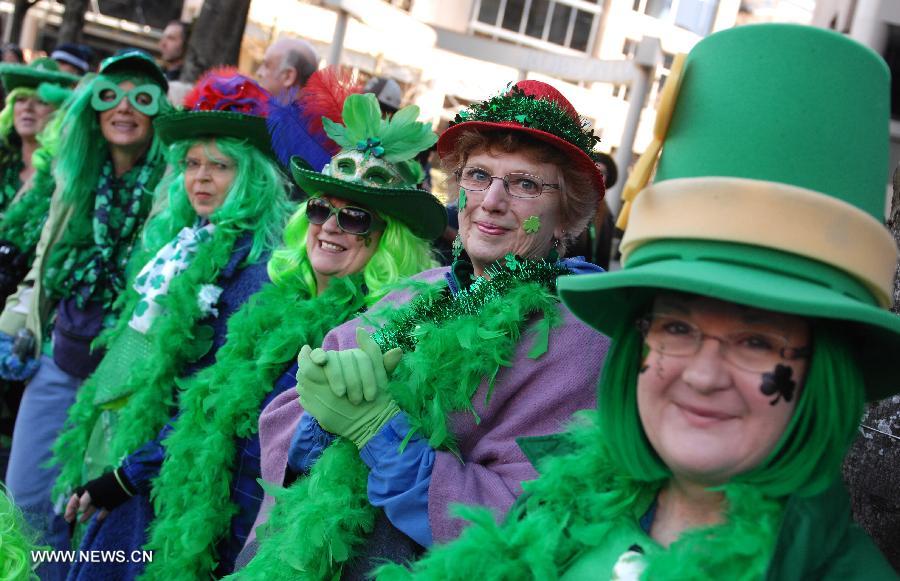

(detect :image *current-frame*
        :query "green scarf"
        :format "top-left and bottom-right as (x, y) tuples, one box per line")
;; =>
(43, 156), (161, 310)
(50, 229), (240, 500)
(0, 147), (55, 260)
(375, 414), (784, 580)
(236, 257), (568, 580)
(0, 151), (22, 214)
(140, 276), (367, 580)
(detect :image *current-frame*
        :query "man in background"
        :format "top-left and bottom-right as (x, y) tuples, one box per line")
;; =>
(256, 37), (318, 97)
(159, 20), (190, 81)
(51, 43), (93, 75)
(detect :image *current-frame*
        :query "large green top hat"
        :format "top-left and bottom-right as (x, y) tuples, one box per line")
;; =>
(153, 67), (274, 157)
(0, 57), (78, 92)
(291, 92), (447, 240)
(558, 24), (900, 400)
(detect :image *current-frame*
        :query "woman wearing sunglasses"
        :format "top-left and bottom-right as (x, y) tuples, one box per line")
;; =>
(235, 81), (609, 578)
(50, 69), (293, 580)
(379, 25), (899, 580)
(64, 86), (440, 578)
(0, 51), (170, 576)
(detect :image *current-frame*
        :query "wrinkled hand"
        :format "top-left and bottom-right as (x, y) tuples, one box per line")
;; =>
(297, 328), (403, 448)
(64, 489), (109, 524)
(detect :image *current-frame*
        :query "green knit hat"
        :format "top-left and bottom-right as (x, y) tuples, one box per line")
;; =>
(0, 57), (78, 92)
(558, 24), (900, 401)
(291, 92), (447, 240)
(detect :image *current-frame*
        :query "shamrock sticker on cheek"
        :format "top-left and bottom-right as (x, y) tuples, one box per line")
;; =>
(523, 215), (541, 235)
(760, 364), (796, 405)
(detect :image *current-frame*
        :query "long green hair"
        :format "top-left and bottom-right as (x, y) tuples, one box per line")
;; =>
(138, 137), (294, 266)
(0, 87), (37, 149)
(598, 307), (866, 498)
(267, 198), (437, 305)
(53, 71), (172, 214)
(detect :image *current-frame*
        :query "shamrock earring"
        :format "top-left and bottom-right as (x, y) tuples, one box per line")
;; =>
(452, 234), (463, 261)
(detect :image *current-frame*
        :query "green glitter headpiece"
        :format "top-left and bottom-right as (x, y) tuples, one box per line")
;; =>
(438, 80), (606, 195)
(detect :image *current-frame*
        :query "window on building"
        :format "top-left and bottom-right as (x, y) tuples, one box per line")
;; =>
(622, 38), (637, 58)
(472, 0), (604, 53)
(631, 0), (719, 36)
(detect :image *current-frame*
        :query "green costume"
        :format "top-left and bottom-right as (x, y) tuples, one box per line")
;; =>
(378, 23), (899, 580)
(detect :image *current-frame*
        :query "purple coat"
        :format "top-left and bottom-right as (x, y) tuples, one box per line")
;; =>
(248, 266), (610, 545)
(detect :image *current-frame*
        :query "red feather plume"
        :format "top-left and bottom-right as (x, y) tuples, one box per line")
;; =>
(298, 66), (361, 139)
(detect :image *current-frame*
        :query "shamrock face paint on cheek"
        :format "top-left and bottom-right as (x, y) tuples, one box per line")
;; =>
(760, 364), (796, 405)
(523, 215), (541, 235)
(458, 188), (467, 211)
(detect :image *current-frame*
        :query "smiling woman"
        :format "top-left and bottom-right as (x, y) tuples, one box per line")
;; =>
(382, 24), (900, 581)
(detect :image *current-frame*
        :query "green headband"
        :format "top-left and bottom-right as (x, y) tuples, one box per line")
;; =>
(91, 79), (161, 116)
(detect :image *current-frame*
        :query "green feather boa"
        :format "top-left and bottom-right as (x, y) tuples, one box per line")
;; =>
(0, 146), (54, 257)
(139, 276), (367, 580)
(50, 230), (240, 500)
(236, 258), (568, 580)
(376, 413), (784, 580)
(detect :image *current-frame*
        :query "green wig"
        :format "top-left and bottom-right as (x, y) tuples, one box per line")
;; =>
(267, 197), (437, 305)
(0, 486), (38, 580)
(0, 87), (37, 149)
(597, 307), (866, 498)
(139, 136), (294, 266)
(53, 71), (172, 215)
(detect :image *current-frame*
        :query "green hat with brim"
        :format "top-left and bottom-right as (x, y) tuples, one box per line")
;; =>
(98, 50), (168, 91)
(558, 24), (900, 401)
(0, 57), (78, 92)
(154, 110), (275, 158)
(291, 156), (448, 241)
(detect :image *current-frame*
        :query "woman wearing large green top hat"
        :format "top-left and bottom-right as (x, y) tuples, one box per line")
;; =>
(0, 50), (171, 579)
(379, 24), (900, 580)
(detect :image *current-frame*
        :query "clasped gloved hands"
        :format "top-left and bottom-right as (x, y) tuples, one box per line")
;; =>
(0, 329), (40, 381)
(297, 328), (403, 449)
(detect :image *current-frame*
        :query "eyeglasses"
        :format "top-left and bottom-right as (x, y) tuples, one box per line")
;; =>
(456, 166), (559, 199)
(305, 197), (385, 236)
(91, 79), (161, 116)
(182, 157), (235, 176)
(637, 314), (811, 373)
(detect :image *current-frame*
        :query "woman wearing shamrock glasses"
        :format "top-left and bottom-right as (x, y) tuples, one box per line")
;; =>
(0, 51), (171, 576)
(45, 69), (293, 580)
(234, 80), (609, 578)
(62, 82), (440, 579)
(379, 25), (899, 580)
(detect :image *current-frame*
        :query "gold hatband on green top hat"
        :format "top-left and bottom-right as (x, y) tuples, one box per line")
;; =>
(557, 23), (900, 401)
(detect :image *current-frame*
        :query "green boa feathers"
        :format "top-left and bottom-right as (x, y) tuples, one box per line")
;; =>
(50, 230), (240, 499)
(140, 276), (367, 579)
(236, 259), (567, 579)
(376, 414), (783, 580)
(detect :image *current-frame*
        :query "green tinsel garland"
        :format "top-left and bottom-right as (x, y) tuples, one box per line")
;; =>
(376, 412), (784, 580)
(140, 276), (367, 580)
(450, 85), (602, 163)
(50, 229), (240, 500)
(235, 257), (568, 580)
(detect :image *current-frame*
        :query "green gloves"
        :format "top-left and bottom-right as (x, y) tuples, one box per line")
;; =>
(297, 328), (403, 449)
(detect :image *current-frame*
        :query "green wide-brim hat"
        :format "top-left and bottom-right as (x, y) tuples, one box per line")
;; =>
(0, 57), (78, 92)
(291, 156), (448, 241)
(154, 110), (275, 158)
(558, 24), (900, 401)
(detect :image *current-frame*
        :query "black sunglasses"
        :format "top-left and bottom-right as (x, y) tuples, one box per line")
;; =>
(305, 197), (385, 236)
